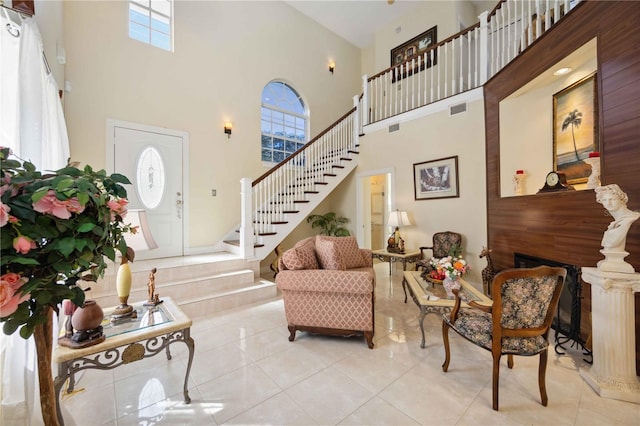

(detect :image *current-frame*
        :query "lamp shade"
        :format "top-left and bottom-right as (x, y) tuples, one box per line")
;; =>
(124, 209), (158, 251)
(387, 210), (412, 228)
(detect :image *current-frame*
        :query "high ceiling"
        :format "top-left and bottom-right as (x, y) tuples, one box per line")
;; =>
(285, 0), (496, 48)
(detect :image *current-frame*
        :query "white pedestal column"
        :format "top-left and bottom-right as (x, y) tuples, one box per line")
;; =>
(580, 267), (640, 403)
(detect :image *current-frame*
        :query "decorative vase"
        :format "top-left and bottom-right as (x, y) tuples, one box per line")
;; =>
(443, 277), (461, 298)
(71, 299), (104, 331)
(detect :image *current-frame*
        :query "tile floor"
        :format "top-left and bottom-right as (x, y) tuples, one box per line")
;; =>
(59, 263), (639, 425)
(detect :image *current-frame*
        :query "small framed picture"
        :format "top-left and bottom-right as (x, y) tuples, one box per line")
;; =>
(413, 156), (459, 200)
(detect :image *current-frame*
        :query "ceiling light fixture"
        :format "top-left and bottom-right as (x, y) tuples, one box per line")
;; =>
(554, 67), (572, 76)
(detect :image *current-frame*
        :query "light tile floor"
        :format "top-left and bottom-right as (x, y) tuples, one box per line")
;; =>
(59, 263), (640, 425)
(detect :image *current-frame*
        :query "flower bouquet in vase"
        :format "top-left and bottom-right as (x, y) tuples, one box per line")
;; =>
(0, 147), (136, 425)
(429, 255), (470, 297)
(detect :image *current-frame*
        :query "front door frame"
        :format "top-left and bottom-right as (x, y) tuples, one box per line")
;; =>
(106, 119), (190, 256)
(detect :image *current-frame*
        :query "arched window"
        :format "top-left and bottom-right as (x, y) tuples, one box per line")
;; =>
(261, 81), (308, 163)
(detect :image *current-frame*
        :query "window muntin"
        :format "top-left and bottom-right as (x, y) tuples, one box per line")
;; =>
(129, 0), (173, 51)
(261, 82), (307, 163)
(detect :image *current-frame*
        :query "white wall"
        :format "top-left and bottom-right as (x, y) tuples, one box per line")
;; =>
(62, 0), (362, 250)
(346, 99), (487, 284)
(371, 1), (461, 76)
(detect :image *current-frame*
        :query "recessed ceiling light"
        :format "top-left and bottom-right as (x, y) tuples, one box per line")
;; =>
(554, 67), (572, 76)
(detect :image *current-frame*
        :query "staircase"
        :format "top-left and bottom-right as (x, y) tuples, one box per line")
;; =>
(87, 253), (276, 320)
(92, 0), (580, 319)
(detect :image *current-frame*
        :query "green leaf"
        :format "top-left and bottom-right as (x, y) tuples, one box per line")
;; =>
(103, 245), (115, 262)
(37, 291), (53, 305)
(1, 159), (22, 169)
(5, 257), (40, 265)
(31, 186), (51, 203)
(19, 324), (35, 339)
(56, 237), (77, 258)
(71, 286), (86, 306)
(115, 185), (128, 198)
(77, 191), (90, 206)
(3, 320), (20, 335)
(110, 173), (131, 184)
(56, 167), (82, 177)
(77, 223), (96, 233)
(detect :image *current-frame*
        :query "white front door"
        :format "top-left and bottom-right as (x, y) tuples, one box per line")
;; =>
(108, 121), (187, 260)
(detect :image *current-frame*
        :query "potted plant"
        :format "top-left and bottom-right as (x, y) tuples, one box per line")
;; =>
(0, 147), (135, 425)
(306, 212), (350, 236)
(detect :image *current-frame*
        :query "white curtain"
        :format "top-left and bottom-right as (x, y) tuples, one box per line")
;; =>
(0, 9), (69, 170)
(1, 7), (69, 426)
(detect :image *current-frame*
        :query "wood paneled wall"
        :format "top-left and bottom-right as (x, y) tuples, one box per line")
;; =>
(484, 1), (640, 372)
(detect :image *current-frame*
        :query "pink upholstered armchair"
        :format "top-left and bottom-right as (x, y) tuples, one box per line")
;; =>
(275, 236), (376, 348)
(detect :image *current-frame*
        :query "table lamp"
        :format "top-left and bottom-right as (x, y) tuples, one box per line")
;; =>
(111, 209), (158, 320)
(387, 209), (412, 252)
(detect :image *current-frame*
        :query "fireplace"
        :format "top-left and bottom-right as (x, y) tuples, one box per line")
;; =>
(514, 253), (591, 361)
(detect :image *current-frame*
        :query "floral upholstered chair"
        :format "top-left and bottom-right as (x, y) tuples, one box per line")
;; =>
(415, 231), (462, 276)
(441, 266), (566, 410)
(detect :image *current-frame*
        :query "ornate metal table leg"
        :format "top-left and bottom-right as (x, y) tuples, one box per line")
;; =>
(166, 344), (172, 360)
(54, 361), (70, 426)
(419, 307), (427, 348)
(402, 277), (408, 303)
(182, 328), (195, 404)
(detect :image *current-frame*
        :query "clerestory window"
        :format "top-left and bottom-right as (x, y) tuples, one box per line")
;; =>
(261, 81), (308, 164)
(128, 0), (173, 51)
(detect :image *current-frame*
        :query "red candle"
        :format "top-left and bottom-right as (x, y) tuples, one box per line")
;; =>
(589, 152), (600, 158)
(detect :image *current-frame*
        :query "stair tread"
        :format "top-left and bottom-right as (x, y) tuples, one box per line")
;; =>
(180, 281), (276, 304)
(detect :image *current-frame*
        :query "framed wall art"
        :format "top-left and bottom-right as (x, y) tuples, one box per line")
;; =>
(413, 155), (459, 200)
(553, 72), (598, 184)
(390, 26), (437, 80)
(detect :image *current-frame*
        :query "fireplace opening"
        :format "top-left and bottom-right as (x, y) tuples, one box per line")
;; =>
(514, 253), (592, 362)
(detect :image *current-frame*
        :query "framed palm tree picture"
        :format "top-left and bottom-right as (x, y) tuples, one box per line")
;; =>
(552, 72), (598, 185)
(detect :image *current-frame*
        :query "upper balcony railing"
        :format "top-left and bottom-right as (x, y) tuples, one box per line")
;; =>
(359, 0), (580, 131)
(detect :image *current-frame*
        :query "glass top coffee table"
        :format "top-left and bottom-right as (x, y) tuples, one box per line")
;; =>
(402, 271), (492, 348)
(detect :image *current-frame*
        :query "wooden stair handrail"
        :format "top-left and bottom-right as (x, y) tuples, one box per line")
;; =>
(252, 106), (356, 187)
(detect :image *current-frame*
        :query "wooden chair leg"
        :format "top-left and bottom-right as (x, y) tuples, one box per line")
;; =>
(442, 321), (451, 372)
(492, 351), (502, 411)
(287, 325), (297, 342)
(364, 330), (374, 349)
(539, 349), (549, 406)
(507, 354), (514, 369)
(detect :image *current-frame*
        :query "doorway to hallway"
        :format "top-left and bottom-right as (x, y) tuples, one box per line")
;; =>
(356, 169), (393, 250)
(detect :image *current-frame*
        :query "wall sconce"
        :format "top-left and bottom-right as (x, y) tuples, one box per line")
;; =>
(328, 62), (335, 74)
(224, 122), (232, 138)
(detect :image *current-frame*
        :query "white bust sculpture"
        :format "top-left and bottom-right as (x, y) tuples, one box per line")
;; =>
(595, 184), (640, 273)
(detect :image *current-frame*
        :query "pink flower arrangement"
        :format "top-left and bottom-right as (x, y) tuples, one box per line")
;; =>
(429, 255), (470, 280)
(107, 197), (128, 221)
(0, 202), (9, 227)
(0, 273), (30, 318)
(33, 189), (85, 220)
(0, 146), (135, 338)
(13, 235), (37, 255)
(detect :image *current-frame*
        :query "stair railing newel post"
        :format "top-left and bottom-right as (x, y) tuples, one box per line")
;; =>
(240, 177), (254, 259)
(362, 74), (369, 126)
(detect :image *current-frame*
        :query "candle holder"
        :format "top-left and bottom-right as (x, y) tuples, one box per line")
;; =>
(513, 170), (526, 195)
(585, 152), (600, 189)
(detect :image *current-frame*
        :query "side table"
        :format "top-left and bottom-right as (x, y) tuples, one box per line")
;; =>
(371, 249), (421, 275)
(53, 297), (194, 425)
